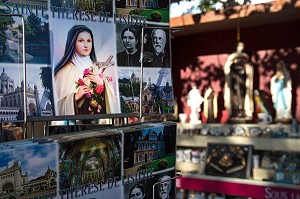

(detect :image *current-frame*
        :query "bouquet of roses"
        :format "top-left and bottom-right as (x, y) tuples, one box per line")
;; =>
(75, 64), (113, 114)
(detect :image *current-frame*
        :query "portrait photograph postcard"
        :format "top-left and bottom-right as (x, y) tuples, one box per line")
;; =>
(141, 169), (176, 199)
(50, 17), (121, 117)
(115, 24), (143, 68)
(141, 27), (171, 69)
(123, 168), (176, 199)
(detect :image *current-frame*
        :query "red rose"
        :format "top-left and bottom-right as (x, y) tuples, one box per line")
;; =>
(95, 84), (105, 95)
(78, 78), (84, 86)
(83, 68), (91, 76)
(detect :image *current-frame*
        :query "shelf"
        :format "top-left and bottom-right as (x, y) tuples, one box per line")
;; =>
(176, 174), (300, 199)
(177, 122), (298, 132)
(176, 123), (300, 198)
(177, 134), (300, 152)
(176, 162), (204, 173)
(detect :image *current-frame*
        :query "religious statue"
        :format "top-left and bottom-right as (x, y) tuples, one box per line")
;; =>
(5, 24), (22, 55)
(270, 60), (292, 122)
(4, 24), (33, 62)
(224, 41), (253, 122)
(203, 86), (217, 123)
(187, 84), (204, 124)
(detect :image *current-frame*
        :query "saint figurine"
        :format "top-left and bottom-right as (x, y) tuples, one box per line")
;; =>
(224, 41), (253, 121)
(203, 86), (217, 123)
(270, 60), (292, 122)
(187, 83), (204, 124)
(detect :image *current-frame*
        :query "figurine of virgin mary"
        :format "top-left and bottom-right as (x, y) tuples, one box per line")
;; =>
(270, 60), (292, 122)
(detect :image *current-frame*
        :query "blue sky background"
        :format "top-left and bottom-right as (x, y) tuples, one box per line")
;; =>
(118, 67), (172, 87)
(143, 68), (172, 87)
(142, 124), (164, 137)
(0, 143), (58, 181)
(118, 67), (141, 80)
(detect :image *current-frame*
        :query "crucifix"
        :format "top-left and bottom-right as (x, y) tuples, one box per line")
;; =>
(96, 55), (114, 73)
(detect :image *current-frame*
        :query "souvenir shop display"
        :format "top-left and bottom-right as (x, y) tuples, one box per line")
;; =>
(178, 41), (299, 127)
(173, 4), (300, 198)
(0, 122), (177, 198)
(204, 143), (253, 179)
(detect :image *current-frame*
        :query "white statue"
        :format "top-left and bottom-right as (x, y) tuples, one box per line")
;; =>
(270, 60), (292, 121)
(15, 29), (23, 40)
(5, 25), (22, 55)
(4, 25), (33, 62)
(187, 84), (204, 124)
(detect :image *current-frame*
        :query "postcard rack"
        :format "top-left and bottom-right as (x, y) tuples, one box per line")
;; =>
(0, 14), (181, 199)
